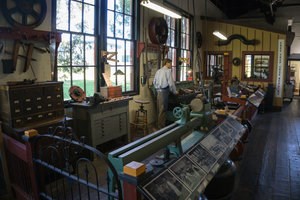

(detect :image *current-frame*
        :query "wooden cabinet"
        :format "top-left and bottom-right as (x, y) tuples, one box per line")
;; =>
(71, 97), (132, 147)
(0, 121), (11, 199)
(0, 82), (64, 130)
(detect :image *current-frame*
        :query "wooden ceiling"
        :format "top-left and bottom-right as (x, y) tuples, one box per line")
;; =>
(209, 0), (300, 25)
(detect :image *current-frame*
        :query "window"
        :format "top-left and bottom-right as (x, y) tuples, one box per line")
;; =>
(205, 53), (224, 78)
(56, 0), (96, 100)
(106, 0), (135, 92)
(165, 15), (192, 81)
(55, 0), (137, 100)
(242, 51), (274, 81)
(179, 17), (192, 81)
(165, 16), (177, 80)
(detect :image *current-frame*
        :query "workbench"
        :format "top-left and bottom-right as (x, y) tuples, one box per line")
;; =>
(71, 96), (132, 148)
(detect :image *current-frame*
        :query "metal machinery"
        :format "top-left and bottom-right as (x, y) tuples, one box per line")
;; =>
(108, 97), (248, 200)
(166, 81), (203, 122)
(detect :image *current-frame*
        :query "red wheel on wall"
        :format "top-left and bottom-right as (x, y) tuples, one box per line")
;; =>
(69, 86), (86, 102)
(148, 17), (168, 45)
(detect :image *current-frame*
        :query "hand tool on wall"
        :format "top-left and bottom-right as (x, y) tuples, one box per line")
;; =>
(5, 50), (37, 61)
(24, 43), (34, 72)
(12, 40), (21, 71)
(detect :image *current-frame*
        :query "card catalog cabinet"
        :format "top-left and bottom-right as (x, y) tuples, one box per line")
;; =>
(0, 82), (64, 129)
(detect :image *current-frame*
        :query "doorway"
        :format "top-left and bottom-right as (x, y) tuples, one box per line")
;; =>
(288, 60), (300, 96)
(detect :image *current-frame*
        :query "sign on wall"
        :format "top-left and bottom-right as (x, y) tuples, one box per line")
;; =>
(275, 39), (285, 98)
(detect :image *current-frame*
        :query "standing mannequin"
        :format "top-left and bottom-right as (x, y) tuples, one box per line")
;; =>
(153, 58), (178, 129)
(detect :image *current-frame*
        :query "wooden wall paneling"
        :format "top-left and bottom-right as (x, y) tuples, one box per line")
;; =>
(247, 28), (255, 51)
(255, 29), (263, 51)
(262, 31), (271, 51)
(202, 20), (213, 51)
(225, 24), (234, 51)
(208, 21), (217, 51)
(212, 22), (220, 51)
(211, 22), (222, 51)
(232, 25), (242, 78)
(240, 27), (248, 52)
(240, 27), (248, 81)
(219, 22), (227, 52)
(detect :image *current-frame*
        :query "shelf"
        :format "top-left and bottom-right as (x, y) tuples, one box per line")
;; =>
(0, 27), (61, 43)
(137, 42), (168, 58)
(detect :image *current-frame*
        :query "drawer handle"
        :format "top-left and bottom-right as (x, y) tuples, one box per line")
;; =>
(15, 109), (20, 113)
(26, 107), (32, 111)
(25, 99), (31, 102)
(57, 94), (61, 98)
(48, 113), (53, 116)
(47, 96), (52, 99)
(27, 117), (32, 120)
(36, 97), (42, 101)
(38, 115), (43, 118)
(16, 119), (21, 123)
(14, 100), (20, 104)
(37, 106), (42, 109)
(48, 104), (52, 107)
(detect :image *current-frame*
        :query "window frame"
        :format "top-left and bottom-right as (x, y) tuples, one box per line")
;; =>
(105, 0), (138, 95)
(53, 0), (138, 101)
(164, 15), (193, 82)
(204, 51), (226, 79)
(241, 51), (274, 82)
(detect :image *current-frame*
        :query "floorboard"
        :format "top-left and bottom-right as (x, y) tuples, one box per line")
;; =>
(231, 97), (300, 200)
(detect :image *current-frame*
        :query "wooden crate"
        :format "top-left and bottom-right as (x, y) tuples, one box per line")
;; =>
(100, 86), (122, 99)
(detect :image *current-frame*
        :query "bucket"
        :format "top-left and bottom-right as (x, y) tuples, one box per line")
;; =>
(1, 59), (14, 74)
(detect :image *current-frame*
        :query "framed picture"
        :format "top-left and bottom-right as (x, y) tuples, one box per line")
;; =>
(187, 144), (217, 173)
(169, 156), (206, 191)
(143, 170), (190, 200)
(200, 134), (226, 159)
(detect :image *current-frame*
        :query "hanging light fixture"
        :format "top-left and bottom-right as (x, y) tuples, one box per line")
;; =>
(213, 31), (227, 40)
(140, 0), (182, 19)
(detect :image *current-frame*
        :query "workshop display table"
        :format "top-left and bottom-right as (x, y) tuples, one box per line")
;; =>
(108, 113), (247, 200)
(71, 96), (132, 148)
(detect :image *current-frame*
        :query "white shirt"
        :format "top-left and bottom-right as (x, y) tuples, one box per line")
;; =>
(153, 66), (177, 94)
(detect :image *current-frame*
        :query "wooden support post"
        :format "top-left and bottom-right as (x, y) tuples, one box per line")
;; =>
(123, 181), (142, 200)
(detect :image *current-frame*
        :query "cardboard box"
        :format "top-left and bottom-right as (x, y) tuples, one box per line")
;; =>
(123, 161), (146, 177)
(24, 129), (38, 137)
(100, 86), (122, 99)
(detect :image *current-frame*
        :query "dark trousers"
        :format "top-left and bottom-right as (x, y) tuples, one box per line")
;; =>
(157, 89), (169, 129)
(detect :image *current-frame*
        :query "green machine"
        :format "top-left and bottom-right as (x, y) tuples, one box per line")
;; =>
(108, 98), (214, 194)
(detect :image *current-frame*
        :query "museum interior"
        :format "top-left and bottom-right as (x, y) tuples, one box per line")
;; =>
(0, 0), (300, 200)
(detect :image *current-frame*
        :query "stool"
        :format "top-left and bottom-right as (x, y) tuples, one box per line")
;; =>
(132, 99), (150, 138)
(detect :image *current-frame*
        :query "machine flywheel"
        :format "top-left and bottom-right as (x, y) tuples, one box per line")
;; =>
(1, 0), (47, 28)
(173, 107), (183, 119)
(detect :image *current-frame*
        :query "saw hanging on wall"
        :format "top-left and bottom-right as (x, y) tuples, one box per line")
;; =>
(1, 0), (47, 28)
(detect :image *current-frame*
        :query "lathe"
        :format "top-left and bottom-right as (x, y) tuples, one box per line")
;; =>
(108, 98), (247, 200)
(167, 81), (203, 122)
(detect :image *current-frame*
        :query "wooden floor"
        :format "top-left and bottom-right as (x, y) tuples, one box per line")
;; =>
(231, 97), (300, 200)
